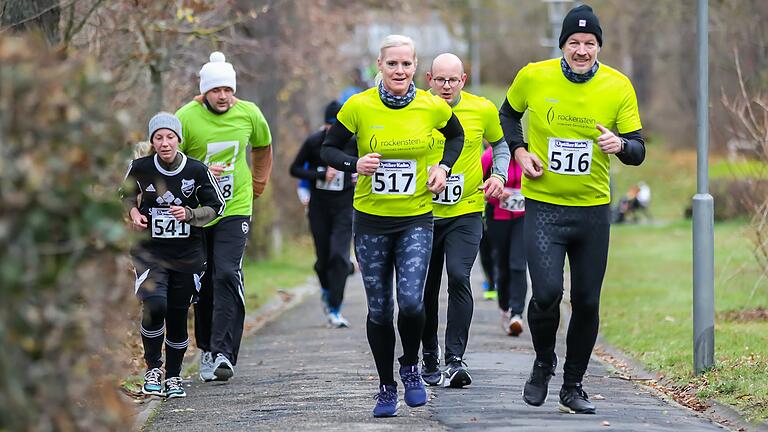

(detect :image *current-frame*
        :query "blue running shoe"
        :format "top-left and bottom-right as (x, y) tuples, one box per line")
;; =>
(373, 384), (399, 417)
(399, 364), (427, 407)
(164, 376), (186, 399)
(142, 367), (164, 396)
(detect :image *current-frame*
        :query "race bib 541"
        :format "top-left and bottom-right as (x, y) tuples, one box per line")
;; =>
(150, 207), (190, 239)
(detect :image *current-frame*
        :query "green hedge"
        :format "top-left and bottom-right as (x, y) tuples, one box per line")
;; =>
(0, 36), (134, 431)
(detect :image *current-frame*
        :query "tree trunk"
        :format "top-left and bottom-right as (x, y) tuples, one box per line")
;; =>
(149, 64), (164, 114)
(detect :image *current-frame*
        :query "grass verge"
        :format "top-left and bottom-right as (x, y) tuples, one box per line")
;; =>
(242, 236), (316, 311)
(601, 150), (768, 421)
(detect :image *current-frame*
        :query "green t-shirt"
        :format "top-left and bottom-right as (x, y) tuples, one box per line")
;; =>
(506, 58), (642, 206)
(337, 87), (452, 217)
(429, 91), (504, 218)
(176, 100), (271, 223)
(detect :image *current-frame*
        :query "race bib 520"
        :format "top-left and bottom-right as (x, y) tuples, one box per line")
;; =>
(499, 188), (525, 212)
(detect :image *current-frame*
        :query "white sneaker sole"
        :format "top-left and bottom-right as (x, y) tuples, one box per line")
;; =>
(557, 402), (595, 414)
(422, 373), (444, 387)
(199, 372), (216, 382)
(444, 369), (472, 388)
(373, 401), (401, 418)
(142, 388), (165, 397)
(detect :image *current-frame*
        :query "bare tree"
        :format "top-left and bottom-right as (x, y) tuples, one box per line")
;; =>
(721, 47), (768, 292)
(0, 0), (61, 44)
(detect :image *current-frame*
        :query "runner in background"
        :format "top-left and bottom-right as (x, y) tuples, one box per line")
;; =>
(481, 145), (526, 337)
(176, 51), (272, 383)
(420, 53), (509, 389)
(290, 101), (356, 328)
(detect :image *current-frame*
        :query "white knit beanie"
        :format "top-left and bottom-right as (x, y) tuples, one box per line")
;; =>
(199, 51), (236, 95)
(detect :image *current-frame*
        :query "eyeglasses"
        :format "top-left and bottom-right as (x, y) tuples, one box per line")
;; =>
(433, 77), (461, 87)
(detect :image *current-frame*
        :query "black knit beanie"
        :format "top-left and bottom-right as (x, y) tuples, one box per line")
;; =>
(559, 4), (602, 48)
(324, 100), (342, 124)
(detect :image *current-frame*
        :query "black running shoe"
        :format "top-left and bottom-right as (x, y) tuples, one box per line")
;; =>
(421, 350), (444, 387)
(522, 356), (557, 406)
(558, 383), (596, 414)
(443, 357), (472, 388)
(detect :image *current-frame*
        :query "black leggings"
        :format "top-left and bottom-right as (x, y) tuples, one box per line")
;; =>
(524, 198), (610, 384)
(478, 219), (495, 288)
(134, 255), (198, 378)
(486, 215), (527, 315)
(194, 216), (248, 365)
(308, 199), (353, 310)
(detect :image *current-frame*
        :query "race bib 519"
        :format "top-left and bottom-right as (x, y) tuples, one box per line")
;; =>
(432, 173), (464, 205)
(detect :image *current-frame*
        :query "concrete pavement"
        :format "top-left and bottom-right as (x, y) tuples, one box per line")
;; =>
(145, 266), (726, 431)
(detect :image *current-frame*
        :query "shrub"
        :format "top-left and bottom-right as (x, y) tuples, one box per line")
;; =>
(0, 35), (134, 431)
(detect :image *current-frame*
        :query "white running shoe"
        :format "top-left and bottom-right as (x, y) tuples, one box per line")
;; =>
(199, 351), (216, 382)
(327, 311), (350, 328)
(213, 353), (234, 381)
(500, 310), (512, 335)
(508, 314), (524, 337)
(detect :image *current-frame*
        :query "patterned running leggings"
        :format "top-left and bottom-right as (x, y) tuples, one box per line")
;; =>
(355, 224), (433, 386)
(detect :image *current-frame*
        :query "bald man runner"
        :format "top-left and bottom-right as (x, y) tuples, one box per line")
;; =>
(421, 53), (511, 388)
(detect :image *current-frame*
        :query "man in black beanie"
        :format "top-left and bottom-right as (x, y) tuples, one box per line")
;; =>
(498, 4), (647, 414)
(290, 101), (357, 328)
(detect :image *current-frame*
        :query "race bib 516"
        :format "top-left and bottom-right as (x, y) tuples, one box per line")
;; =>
(547, 138), (593, 175)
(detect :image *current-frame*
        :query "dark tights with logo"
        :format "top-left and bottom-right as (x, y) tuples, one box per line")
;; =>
(524, 198), (610, 384)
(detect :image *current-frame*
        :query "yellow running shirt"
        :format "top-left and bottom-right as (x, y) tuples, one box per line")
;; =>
(336, 87), (452, 217)
(429, 91), (503, 218)
(506, 58), (642, 206)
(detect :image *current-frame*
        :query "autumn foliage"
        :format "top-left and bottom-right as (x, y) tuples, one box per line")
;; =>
(0, 35), (134, 431)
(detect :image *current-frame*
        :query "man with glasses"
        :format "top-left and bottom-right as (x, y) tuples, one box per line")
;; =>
(420, 53), (510, 388)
